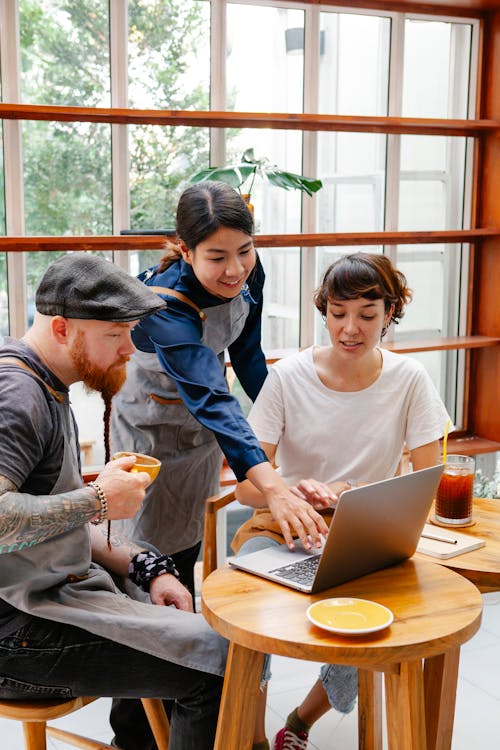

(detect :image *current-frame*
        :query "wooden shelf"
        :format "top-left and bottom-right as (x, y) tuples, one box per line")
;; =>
(260, 337), (500, 362)
(442, 434), (500, 456)
(1, 103), (499, 137)
(382, 335), (500, 353)
(254, 228), (499, 247)
(1, 228), (499, 254)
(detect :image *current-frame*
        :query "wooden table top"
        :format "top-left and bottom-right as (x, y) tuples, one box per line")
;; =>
(416, 497), (500, 591)
(202, 558), (482, 670)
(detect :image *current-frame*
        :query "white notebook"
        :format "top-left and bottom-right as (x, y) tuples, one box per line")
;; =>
(417, 523), (486, 559)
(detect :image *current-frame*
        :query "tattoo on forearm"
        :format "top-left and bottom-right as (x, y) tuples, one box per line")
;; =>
(0, 477), (99, 554)
(97, 524), (142, 558)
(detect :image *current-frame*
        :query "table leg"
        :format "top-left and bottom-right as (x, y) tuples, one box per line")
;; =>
(385, 660), (426, 750)
(424, 647), (460, 750)
(214, 641), (265, 750)
(358, 669), (383, 750)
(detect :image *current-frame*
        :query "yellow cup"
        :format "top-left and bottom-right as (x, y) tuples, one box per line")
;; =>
(112, 451), (162, 482)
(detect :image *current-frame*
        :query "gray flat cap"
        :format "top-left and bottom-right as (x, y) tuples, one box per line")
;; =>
(35, 253), (166, 322)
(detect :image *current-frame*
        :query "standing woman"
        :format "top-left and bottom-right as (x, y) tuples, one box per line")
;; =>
(109, 182), (329, 750)
(110, 181), (328, 597)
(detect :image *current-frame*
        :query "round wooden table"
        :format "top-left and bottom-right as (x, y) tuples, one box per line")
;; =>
(416, 498), (500, 592)
(202, 559), (482, 750)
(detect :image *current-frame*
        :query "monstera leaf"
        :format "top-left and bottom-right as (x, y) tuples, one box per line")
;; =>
(189, 148), (322, 200)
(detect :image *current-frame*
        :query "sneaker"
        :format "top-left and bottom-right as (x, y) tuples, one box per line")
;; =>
(272, 726), (309, 750)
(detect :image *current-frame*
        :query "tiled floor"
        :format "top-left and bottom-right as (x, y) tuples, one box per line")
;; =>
(2, 591), (500, 749)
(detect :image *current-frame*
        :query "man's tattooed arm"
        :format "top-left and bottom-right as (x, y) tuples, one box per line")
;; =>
(90, 523), (145, 576)
(0, 475), (100, 554)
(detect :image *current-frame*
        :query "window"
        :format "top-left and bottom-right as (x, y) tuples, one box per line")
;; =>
(0, 0), (485, 464)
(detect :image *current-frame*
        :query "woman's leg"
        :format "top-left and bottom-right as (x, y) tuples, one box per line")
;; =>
(0, 614), (222, 750)
(273, 665), (358, 748)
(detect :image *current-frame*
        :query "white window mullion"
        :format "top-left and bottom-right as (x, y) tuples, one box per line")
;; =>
(110, 0), (130, 271)
(210, 0), (227, 166)
(300, 4), (320, 348)
(383, 12), (405, 344)
(1, 0), (26, 337)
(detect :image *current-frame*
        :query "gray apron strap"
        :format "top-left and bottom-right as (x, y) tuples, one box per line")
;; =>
(0, 357), (65, 403)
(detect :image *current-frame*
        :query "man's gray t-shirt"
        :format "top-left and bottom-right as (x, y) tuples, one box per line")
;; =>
(0, 338), (75, 635)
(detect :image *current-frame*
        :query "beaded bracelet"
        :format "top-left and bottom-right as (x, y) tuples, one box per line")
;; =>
(128, 550), (180, 592)
(88, 481), (108, 525)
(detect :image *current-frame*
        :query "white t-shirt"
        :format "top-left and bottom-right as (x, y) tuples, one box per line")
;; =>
(248, 346), (451, 486)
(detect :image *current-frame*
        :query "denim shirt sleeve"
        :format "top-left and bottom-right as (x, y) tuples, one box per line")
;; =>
(136, 301), (268, 481)
(228, 264), (267, 402)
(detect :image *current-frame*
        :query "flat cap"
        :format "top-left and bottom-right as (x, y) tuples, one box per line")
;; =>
(35, 253), (166, 322)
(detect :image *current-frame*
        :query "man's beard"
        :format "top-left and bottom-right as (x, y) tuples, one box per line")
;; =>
(70, 330), (129, 401)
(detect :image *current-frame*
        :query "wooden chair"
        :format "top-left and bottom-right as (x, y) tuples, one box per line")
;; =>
(202, 486), (237, 579)
(0, 695), (169, 750)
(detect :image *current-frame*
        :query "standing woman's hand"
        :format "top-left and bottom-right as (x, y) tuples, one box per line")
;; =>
(261, 485), (329, 551)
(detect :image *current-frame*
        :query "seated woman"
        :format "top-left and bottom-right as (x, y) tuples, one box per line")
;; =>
(233, 252), (451, 750)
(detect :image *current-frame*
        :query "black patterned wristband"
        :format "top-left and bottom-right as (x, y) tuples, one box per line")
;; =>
(128, 550), (180, 592)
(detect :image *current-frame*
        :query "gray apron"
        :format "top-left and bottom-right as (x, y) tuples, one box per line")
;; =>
(0, 383), (227, 676)
(110, 294), (249, 554)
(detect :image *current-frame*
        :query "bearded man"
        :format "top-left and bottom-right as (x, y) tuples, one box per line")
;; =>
(0, 253), (227, 750)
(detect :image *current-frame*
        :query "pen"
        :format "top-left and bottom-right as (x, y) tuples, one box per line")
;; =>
(421, 532), (458, 545)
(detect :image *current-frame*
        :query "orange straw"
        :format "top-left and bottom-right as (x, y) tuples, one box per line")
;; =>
(442, 419), (451, 464)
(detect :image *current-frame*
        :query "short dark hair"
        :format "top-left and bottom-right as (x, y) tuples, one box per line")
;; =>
(177, 181), (254, 249)
(314, 252), (412, 325)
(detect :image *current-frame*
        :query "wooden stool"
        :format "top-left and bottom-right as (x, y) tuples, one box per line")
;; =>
(0, 695), (169, 750)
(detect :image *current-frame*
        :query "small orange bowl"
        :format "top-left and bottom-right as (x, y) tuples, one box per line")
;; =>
(112, 451), (161, 482)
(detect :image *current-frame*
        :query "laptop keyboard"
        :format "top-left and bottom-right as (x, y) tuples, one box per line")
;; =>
(269, 555), (320, 585)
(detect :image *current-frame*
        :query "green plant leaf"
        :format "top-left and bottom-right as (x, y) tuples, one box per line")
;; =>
(188, 164), (256, 190)
(265, 169), (323, 196)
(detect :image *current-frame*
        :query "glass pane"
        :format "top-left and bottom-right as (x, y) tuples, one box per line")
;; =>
(317, 133), (387, 232)
(260, 247), (300, 351)
(319, 12), (391, 115)
(127, 1), (210, 232)
(23, 121), (112, 235)
(396, 248), (450, 338)
(19, 0), (110, 106)
(227, 4), (304, 113)
(128, 0), (210, 108)
(129, 125), (210, 231)
(399, 136), (466, 231)
(402, 19), (472, 119)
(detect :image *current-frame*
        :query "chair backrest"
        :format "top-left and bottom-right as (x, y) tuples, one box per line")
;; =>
(202, 486), (236, 579)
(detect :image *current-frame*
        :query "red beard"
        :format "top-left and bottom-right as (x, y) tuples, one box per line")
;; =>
(70, 330), (128, 400)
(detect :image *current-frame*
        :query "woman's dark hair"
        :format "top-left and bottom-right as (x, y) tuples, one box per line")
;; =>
(313, 252), (412, 326)
(157, 181), (254, 272)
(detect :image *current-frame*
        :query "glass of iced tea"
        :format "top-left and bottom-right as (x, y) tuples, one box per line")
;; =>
(434, 454), (475, 526)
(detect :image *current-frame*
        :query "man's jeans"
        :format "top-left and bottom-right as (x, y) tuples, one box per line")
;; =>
(237, 535), (358, 714)
(0, 614), (222, 750)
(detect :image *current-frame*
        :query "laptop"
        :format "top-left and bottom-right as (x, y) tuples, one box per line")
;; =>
(230, 464), (444, 593)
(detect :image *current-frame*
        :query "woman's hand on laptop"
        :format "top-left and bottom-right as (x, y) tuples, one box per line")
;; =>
(263, 487), (329, 551)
